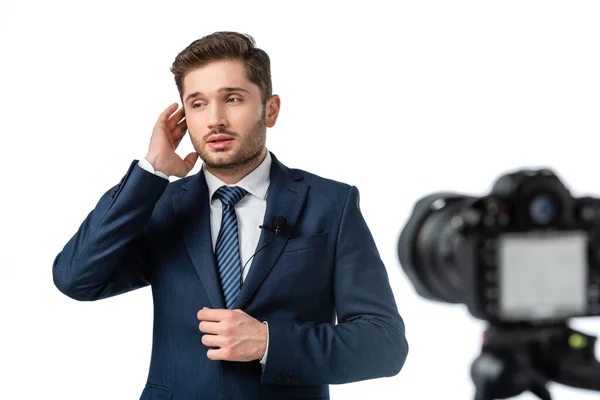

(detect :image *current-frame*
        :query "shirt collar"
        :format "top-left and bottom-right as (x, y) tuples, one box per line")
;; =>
(204, 150), (271, 203)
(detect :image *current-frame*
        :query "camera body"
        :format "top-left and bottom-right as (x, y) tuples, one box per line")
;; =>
(398, 168), (600, 326)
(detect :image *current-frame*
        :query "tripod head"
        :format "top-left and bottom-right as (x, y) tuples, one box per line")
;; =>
(470, 321), (600, 400)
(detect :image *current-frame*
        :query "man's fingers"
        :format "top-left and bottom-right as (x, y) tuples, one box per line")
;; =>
(183, 152), (198, 171)
(206, 347), (234, 361)
(198, 320), (220, 334)
(201, 333), (224, 348)
(197, 308), (231, 322)
(167, 107), (185, 131)
(157, 103), (179, 124)
(172, 121), (188, 146)
(173, 133), (185, 149)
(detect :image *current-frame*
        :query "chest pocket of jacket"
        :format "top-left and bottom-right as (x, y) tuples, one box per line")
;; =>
(278, 232), (331, 281)
(262, 232), (331, 302)
(282, 232), (328, 253)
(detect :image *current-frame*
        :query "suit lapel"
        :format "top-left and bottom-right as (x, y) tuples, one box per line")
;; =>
(234, 153), (308, 310)
(172, 170), (225, 309)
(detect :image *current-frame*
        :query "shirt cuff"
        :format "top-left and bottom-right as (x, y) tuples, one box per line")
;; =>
(138, 158), (169, 180)
(260, 321), (269, 365)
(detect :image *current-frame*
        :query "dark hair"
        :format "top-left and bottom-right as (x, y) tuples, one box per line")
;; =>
(171, 31), (272, 104)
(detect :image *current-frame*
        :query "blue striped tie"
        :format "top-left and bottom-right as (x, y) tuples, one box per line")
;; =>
(214, 186), (248, 309)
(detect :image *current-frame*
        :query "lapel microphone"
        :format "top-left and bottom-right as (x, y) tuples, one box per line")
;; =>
(259, 216), (288, 235)
(240, 216), (288, 286)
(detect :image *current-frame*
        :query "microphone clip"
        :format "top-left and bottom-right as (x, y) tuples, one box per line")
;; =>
(259, 216), (288, 236)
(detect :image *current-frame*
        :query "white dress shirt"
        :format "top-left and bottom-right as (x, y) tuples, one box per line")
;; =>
(137, 151), (272, 365)
(203, 153), (271, 282)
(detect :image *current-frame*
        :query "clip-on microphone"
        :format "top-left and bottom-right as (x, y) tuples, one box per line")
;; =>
(240, 216), (288, 284)
(259, 216), (288, 235)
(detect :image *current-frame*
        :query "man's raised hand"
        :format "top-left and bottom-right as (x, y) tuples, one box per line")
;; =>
(145, 103), (198, 178)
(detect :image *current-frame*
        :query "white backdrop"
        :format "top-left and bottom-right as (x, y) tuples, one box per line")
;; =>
(2, 1), (600, 399)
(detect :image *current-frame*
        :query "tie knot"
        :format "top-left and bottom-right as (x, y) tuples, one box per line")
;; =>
(214, 186), (247, 207)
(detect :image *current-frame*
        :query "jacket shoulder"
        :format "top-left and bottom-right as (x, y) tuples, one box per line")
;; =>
(288, 167), (355, 207)
(151, 173), (194, 208)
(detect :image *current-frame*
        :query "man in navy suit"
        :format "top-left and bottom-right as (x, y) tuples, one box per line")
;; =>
(53, 31), (408, 399)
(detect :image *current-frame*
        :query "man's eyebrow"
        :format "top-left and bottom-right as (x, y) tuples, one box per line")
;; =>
(184, 87), (251, 103)
(219, 87), (250, 94)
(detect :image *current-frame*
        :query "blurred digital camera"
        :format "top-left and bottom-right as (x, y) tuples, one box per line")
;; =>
(397, 168), (600, 325)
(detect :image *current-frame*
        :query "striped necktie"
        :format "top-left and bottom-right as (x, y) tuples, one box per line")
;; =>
(214, 185), (248, 309)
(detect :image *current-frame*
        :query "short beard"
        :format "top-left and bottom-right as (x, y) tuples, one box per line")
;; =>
(194, 115), (267, 177)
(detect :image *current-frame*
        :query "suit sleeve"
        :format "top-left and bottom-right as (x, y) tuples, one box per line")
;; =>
(261, 186), (409, 385)
(52, 160), (169, 301)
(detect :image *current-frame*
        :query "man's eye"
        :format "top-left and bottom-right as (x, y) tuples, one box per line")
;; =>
(192, 103), (205, 108)
(227, 98), (241, 103)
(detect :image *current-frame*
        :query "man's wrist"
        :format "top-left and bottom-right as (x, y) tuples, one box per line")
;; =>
(259, 321), (269, 365)
(138, 158), (169, 180)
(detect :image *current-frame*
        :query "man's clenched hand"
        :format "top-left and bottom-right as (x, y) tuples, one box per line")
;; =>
(197, 307), (267, 362)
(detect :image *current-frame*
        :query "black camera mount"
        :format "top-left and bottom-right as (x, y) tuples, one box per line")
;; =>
(470, 321), (600, 400)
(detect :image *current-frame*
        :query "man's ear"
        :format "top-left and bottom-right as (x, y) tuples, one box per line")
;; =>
(265, 94), (281, 128)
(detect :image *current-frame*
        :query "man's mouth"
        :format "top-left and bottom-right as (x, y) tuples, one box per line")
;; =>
(207, 134), (234, 143)
(207, 135), (234, 150)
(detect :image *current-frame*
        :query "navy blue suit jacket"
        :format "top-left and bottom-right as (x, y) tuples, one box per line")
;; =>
(53, 153), (408, 400)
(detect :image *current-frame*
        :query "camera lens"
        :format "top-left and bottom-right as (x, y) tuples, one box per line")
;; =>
(529, 194), (556, 225)
(398, 194), (475, 304)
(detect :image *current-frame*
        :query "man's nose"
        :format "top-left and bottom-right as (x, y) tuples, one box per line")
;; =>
(207, 104), (227, 131)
